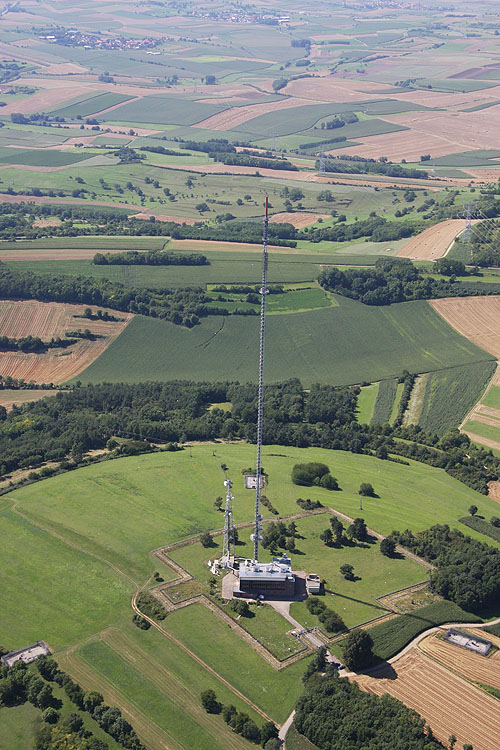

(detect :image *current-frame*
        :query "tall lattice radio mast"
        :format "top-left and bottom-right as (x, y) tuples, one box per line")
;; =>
(250, 198), (269, 561)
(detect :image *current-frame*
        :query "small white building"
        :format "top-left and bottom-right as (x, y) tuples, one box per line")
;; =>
(306, 573), (321, 594)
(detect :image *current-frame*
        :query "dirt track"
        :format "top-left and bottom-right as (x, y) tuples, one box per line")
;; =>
(396, 219), (469, 260)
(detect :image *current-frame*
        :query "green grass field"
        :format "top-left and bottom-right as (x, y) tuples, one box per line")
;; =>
(77, 298), (492, 386)
(463, 419), (500, 445)
(0, 506), (133, 650)
(481, 385), (500, 411)
(162, 604), (308, 722)
(356, 383), (379, 424)
(0, 703), (40, 750)
(0, 148), (93, 167)
(8, 443), (500, 633)
(418, 362), (496, 435)
(51, 93), (134, 119)
(371, 378), (398, 425)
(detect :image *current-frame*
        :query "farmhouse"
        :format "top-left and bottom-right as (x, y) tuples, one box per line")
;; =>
(1, 641), (50, 667)
(234, 554), (295, 598)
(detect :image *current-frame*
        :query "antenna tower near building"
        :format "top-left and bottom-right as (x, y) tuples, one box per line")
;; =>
(250, 198), (269, 561)
(222, 477), (235, 563)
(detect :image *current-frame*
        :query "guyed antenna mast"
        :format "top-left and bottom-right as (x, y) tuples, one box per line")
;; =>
(251, 197), (269, 561)
(222, 477), (235, 562)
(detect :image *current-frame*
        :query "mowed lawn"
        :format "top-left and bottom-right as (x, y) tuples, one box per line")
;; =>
(8, 443), (500, 611)
(171, 513), (427, 630)
(76, 297), (492, 386)
(0, 507), (132, 651)
(162, 604), (306, 723)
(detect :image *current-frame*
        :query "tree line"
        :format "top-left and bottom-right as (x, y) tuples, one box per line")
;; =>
(0, 379), (498, 496)
(92, 250), (209, 266)
(211, 152), (298, 171)
(322, 157), (428, 179)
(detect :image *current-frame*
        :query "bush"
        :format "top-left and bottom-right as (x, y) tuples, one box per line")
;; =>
(292, 462), (330, 486)
(136, 590), (167, 621)
(200, 531), (214, 547)
(42, 707), (59, 724)
(200, 689), (221, 714)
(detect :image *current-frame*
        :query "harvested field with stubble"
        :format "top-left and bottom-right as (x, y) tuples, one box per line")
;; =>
(269, 212), (329, 228)
(354, 647), (500, 750)
(396, 219), (469, 260)
(194, 96), (320, 130)
(420, 628), (500, 691)
(0, 300), (133, 384)
(430, 296), (500, 360)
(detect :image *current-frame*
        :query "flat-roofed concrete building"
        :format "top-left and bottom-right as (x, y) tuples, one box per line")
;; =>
(234, 555), (295, 598)
(1, 641), (50, 667)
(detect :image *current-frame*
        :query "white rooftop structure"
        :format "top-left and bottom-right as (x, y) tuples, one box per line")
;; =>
(1, 641), (50, 667)
(443, 628), (492, 656)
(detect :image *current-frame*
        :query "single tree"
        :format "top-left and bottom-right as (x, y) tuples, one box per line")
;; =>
(200, 689), (221, 714)
(42, 707), (59, 724)
(380, 537), (396, 557)
(340, 563), (354, 580)
(260, 721), (279, 746)
(214, 496), (223, 511)
(342, 629), (373, 671)
(359, 482), (375, 497)
(448, 736), (457, 750)
(320, 528), (333, 546)
(286, 536), (296, 553)
(200, 531), (213, 548)
(490, 516), (500, 527)
(468, 505), (478, 517)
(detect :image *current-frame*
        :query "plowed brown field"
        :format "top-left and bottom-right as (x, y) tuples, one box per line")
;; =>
(354, 648), (500, 750)
(420, 629), (500, 690)
(0, 301), (132, 383)
(396, 219), (469, 260)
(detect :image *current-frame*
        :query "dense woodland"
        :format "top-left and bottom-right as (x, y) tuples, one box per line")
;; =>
(469, 219), (500, 267)
(294, 670), (443, 750)
(0, 380), (497, 496)
(390, 525), (500, 613)
(319, 257), (490, 305)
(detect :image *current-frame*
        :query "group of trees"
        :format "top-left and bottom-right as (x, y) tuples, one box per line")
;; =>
(200, 689), (279, 748)
(292, 462), (339, 490)
(0, 334), (76, 353)
(319, 516), (368, 547)
(0, 653), (144, 750)
(211, 152), (298, 171)
(261, 519), (298, 554)
(92, 250), (209, 266)
(322, 156), (428, 179)
(305, 216), (420, 244)
(306, 598), (345, 633)
(390, 525), (500, 613)
(318, 257), (487, 306)
(295, 663), (444, 749)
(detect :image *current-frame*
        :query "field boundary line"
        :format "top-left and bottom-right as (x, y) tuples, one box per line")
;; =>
(131, 588), (276, 724)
